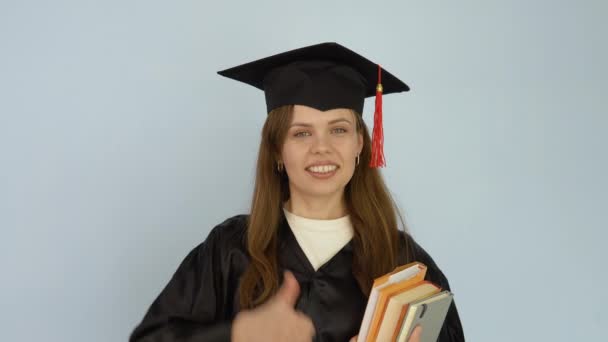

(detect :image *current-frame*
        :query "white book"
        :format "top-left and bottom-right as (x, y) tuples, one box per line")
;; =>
(375, 282), (440, 341)
(396, 291), (454, 342)
(356, 264), (423, 342)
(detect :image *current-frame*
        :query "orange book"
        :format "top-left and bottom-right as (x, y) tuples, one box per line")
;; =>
(358, 262), (454, 342)
(364, 265), (427, 342)
(372, 262), (420, 287)
(357, 262), (427, 342)
(377, 282), (441, 341)
(391, 303), (411, 342)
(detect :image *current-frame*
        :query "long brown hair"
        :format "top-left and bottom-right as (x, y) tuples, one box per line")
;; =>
(238, 105), (413, 309)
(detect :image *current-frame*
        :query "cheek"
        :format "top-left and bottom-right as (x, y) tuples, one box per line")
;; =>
(281, 144), (305, 168)
(334, 138), (359, 154)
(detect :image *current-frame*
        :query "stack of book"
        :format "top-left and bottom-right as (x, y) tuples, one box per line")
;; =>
(356, 262), (454, 342)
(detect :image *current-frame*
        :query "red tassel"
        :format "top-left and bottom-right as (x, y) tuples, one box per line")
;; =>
(370, 64), (386, 168)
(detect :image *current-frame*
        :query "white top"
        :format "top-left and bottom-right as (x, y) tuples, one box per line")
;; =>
(282, 207), (354, 271)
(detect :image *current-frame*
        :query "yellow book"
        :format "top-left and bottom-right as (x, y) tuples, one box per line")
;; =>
(357, 262), (454, 342)
(375, 281), (441, 342)
(365, 270), (429, 342)
(357, 262), (427, 342)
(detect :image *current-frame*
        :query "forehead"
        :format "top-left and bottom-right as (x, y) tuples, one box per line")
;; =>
(291, 105), (354, 123)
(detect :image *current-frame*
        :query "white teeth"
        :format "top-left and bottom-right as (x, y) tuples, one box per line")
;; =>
(307, 165), (337, 173)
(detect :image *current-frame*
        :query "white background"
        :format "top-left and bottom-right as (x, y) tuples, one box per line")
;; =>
(1, 0), (606, 341)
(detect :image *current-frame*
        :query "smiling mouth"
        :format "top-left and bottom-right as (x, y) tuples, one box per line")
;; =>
(306, 165), (339, 174)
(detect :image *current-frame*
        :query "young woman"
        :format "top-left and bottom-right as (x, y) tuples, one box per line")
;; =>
(130, 43), (464, 342)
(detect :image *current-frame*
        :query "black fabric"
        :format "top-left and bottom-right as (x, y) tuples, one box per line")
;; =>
(129, 214), (464, 342)
(217, 42), (410, 114)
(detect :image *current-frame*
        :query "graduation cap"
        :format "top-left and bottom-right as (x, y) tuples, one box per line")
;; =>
(217, 42), (410, 168)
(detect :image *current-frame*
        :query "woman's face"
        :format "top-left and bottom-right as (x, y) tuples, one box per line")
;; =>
(281, 105), (363, 202)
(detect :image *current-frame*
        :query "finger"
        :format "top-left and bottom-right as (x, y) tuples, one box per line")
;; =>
(275, 270), (300, 307)
(349, 335), (358, 342)
(408, 325), (423, 342)
(296, 312), (316, 338)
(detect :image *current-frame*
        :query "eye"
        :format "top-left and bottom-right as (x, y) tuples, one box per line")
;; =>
(332, 127), (348, 134)
(294, 131), (311, 137)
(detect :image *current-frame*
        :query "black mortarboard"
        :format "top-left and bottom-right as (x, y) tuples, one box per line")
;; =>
(217, 42), (410, 168)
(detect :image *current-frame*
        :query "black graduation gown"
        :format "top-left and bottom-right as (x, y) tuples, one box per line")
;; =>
(130, 214), (465, 342)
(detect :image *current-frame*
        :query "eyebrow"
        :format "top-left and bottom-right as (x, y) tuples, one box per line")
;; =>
(290, 118), (353, 128)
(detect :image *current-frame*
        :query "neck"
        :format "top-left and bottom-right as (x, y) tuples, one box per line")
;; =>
(284, 193), (348, 220)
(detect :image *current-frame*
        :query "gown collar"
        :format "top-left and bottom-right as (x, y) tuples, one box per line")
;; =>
(277, 209), (354, 277)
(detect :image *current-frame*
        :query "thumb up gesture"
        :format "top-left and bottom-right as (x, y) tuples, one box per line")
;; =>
(232, 271), (316, 342)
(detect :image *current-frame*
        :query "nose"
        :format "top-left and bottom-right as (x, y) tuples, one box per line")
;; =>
(310, 132), (331, 154)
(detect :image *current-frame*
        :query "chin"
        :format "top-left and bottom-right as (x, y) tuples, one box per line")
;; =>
(288, 170), (350, 197)
(300, 181), (347, 197)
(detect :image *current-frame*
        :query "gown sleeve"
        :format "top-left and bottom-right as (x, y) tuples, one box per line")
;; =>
(129, 226), (234, 342)
(410, 238), (466, 342)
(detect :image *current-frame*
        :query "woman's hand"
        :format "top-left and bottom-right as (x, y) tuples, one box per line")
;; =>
(231, 271), (316, 342)
(349, 325), (422, 342)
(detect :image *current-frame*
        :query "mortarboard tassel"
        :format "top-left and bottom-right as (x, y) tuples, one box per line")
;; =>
(370, 64), (386, 168)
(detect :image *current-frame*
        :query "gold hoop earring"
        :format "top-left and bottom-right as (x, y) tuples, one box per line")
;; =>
(277, 161), (284, 172)
(356, 154), (360, 166)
